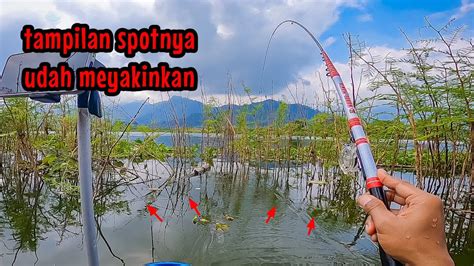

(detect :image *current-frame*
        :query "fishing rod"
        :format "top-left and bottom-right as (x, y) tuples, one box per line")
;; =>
(262, 20), (403, 266)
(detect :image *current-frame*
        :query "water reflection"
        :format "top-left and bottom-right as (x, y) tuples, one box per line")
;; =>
(0, 161), (380, 265)
(0, 156), (471, 265)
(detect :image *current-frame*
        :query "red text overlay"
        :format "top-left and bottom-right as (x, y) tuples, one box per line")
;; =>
(20, 23), (198, 95)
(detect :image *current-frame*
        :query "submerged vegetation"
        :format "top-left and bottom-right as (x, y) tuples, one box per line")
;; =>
(0, 20), (472, 264)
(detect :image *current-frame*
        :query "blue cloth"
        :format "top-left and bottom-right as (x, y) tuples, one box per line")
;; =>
(30, 94), (61, 103)
(30, 90), (102, 118)
(77, 90), (102, 118)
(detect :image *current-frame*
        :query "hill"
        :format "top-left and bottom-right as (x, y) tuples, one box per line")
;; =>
(115, 96), (319, 128)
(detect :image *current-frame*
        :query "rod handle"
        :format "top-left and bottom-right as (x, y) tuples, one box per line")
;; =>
(369, 186), (404, 266)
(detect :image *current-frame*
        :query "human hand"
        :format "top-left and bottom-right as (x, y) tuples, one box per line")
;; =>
(357, 169), (454, 266)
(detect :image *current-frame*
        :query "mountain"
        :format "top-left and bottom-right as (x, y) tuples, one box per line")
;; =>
(115, 96), (319, 128)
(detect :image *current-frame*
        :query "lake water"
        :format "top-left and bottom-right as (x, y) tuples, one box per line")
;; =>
(0, 161), (381, 265)
(0, 132), (471, 265)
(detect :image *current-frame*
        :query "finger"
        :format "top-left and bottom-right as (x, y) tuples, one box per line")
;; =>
(385, 190), (406, 205)
(371, 234), (378, 242)
(378, 169), (421, 198)
(365, 215), (376, 235)
(358, 194), (395, 229)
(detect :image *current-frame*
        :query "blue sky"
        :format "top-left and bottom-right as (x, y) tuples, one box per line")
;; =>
(322, 0), (472, 61)
(0, 0), (472, 105)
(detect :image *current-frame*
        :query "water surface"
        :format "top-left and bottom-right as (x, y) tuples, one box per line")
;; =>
(0, 167), (379, 265)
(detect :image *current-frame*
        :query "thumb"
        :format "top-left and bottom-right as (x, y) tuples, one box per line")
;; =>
(357, 194), (395, 228)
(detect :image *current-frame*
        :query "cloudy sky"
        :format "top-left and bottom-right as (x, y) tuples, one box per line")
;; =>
(0, 0), (472, 106)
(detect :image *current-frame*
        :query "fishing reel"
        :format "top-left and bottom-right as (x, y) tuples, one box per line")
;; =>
(338, 142), (359, 175)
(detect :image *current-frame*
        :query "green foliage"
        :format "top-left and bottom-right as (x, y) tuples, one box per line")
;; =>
(201, 147), (218, 166)
(274, 102), (288, 132)
(112, 120), (127, 132)
(135, 124), (154, 133)
(122, 136), (172, 163)
(360, 21), (473, 179)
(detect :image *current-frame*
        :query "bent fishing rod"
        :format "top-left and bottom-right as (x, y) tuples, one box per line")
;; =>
(262, 20), (403, 266)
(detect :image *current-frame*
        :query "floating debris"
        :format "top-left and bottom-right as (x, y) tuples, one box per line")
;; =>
(224, 214), (235, 221)
(216, 223), (229, 232)
(307, 180), (327, 186)
(210, 224), (225, 244)
(192, 163), (211, 176)
(193, 215), (210, 225)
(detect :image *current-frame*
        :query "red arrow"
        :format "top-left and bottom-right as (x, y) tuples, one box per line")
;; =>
(265, 207), (276, 224)
(147, 205), (163, 222)
(189, 198), (201, 216)
(307, 217), (315, 235)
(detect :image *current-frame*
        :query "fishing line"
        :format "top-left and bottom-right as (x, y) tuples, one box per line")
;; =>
(259, 20), (325, 94)
(259, 20), (403, 266)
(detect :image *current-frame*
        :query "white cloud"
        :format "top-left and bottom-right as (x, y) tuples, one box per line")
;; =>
(451, 0), (474, 19)
(323, 36), (336, 47)
(357, 13), (373, 22)
(216, 24), (234, 40)
(280, 34), (472, 111)
(0, 0), (369, 104)
(0, 0), (76, 29)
